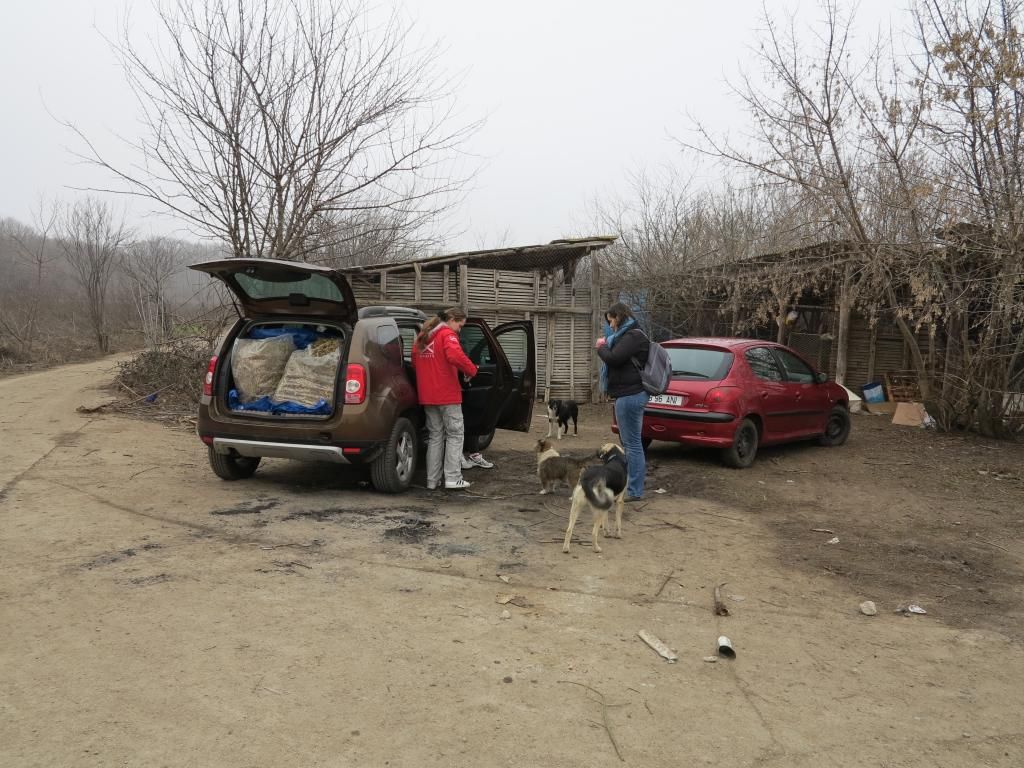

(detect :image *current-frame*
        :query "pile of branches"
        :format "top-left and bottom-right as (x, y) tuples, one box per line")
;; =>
(110, 338), (213, 425)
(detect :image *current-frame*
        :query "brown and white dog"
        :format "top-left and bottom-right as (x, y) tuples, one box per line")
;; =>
(535, 439), (591, 495)
(562, 443), (628, 554)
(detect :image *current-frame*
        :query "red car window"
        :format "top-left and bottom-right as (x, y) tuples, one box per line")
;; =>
(744, 347), (784, 381)
(666, 347), (733, 380)
(774, 349), (815, 383)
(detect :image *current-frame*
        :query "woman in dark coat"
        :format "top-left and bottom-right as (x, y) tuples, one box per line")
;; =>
(596, 302), (650, 500)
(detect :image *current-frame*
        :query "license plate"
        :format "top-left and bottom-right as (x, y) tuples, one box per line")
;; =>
(649, 394), (683, 406)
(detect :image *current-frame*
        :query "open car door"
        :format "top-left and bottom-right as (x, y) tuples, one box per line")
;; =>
(491, 321), (536, 431)
(459, 320), (513, 437)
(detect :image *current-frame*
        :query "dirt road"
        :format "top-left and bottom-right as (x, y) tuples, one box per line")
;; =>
(2, 356), (1023, 767)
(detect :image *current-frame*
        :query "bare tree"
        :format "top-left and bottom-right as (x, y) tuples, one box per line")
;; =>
(911, 0), (1024, 433)
(684, 2), (942, 388)
(0, 198), (59, 355)
(57, 198), (132, 353)
(122, 237), (186, 348)
(68, 0), (472, 263)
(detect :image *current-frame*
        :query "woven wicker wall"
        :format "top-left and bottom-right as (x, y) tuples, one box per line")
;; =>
(350, 265), (595, 401)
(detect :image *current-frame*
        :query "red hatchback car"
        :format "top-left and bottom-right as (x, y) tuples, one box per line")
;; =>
(613, 338), (851, 467)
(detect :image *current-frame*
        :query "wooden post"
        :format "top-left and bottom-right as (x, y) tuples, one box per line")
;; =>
(866, 314), (878, 383)
(835, 264), (852, 386)
(776, 296), (788, 344)
(413, 262), (422, 303)
(927, 323), (936, 378)
(569, 316), (577, 400)
(590, 260), (604, 403)
(569, 278), (576, 400)
(442, 264), (450, 305)
(459, 262), (469, 314)
(379, 271), (388, 302)
(543, 271), (558, 402)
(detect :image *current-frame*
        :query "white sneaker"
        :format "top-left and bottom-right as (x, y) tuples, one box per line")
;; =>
(445, 479), (472, 490)
(466, 452), (494, 469)
(461, 456), (474, 470)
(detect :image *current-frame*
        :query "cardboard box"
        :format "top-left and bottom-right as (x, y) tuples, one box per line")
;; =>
(892, 402), (928, 427)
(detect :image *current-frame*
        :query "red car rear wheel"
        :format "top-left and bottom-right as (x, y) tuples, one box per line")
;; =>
(722, 418), (759, 468)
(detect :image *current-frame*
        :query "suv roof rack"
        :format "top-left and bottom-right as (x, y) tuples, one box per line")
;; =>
(358, 305), (427, 321)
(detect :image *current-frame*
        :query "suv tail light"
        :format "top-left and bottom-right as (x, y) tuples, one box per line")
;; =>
(702, 386), (739, 407)
(203, 355), (218, 397)
(344, 363), (367, 404)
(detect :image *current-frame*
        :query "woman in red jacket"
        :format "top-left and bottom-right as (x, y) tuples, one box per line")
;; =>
(412, 308), (479, 490)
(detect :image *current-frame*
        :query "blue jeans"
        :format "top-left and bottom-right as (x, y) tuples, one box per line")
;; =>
(615, 391), (649, 498)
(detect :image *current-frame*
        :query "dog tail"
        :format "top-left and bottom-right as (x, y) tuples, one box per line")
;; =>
(582, 476), (615, 510)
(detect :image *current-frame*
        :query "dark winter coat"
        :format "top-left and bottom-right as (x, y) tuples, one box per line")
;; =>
(598, 327), (650, 399)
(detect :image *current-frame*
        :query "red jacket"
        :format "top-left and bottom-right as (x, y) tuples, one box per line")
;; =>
(411, 324), (478, 406)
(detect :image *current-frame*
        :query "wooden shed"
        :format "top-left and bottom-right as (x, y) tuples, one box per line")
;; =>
(640, 240), (943, 396)
(341, 237), (615, 402)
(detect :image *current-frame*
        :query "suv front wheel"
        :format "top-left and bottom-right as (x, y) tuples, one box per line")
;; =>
(208, 447), (261, 480)
(371, 417), (417, 493)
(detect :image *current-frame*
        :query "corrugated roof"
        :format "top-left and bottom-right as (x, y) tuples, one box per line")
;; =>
(340, 236), (616, 274)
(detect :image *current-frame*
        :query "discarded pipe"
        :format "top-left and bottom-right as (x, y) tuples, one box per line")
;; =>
(717, 636), (736, 659)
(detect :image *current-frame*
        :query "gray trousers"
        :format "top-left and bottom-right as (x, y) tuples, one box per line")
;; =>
(425, 404), (465, 486)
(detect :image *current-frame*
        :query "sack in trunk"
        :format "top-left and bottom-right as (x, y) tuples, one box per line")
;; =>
(274, 346), (341, 408)
(231, 334), (296, 401)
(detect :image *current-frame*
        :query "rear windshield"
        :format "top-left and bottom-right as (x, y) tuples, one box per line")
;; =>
(667, 347), (734, 380)
(234, 272), (345, 303)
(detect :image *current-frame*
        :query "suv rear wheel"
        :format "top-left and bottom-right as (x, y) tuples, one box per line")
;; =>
(208, 447), (261, 480)
(371, 417), (417, 493)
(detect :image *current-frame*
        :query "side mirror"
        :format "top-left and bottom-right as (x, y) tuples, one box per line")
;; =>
(816, 372), (828, 384)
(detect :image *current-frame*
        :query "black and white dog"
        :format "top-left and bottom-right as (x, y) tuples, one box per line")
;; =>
(545, 399), (579, 440)
(562, 443), (627, 554)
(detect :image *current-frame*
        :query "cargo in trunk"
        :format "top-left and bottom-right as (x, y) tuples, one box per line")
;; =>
(226, 323), (345, 416)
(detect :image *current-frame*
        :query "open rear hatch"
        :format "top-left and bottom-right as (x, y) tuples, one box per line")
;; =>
(189, 258), (358, 324)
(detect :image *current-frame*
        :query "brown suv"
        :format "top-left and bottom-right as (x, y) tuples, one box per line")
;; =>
(191, 258), (536, 492)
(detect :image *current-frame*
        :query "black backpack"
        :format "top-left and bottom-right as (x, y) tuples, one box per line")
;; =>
(631, 332), (671, 395)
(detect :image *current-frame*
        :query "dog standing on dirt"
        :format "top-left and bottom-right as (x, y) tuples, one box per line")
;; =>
(535, 439), (591, 495)
(545, 399), (579, 440)
(562, 443), (628, 554)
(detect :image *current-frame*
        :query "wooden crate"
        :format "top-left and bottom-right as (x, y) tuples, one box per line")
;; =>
(884, 371), (921, 402)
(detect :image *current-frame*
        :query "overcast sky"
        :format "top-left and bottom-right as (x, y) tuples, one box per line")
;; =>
(1, 0), (902, 251)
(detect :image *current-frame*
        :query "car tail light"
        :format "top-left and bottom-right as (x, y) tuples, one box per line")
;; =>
(203, 355), (218, 397)
(703, 386), (739, 407)
(344, 363), (367, 404)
